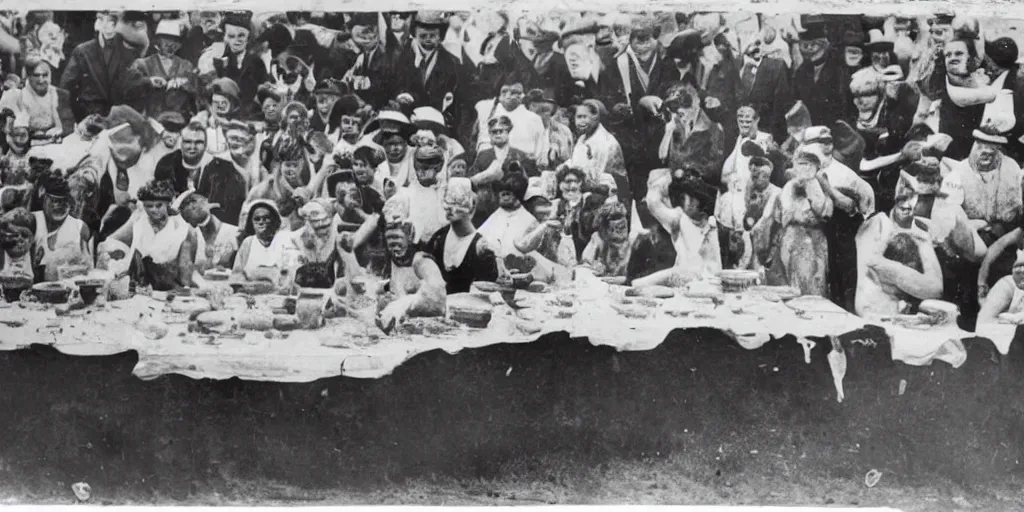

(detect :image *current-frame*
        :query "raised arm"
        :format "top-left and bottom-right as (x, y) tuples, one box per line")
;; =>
(645, 168), (681, 235)
(408, 253), (448, 318)
(978, 227), (1021, 298)
(869, 235), (944, 300)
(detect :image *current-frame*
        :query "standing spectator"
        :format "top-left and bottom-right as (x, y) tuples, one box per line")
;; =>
(792, 23), (852, 129)
(61, 11), (145, 119)
(392, 12), (463, 135)
(735, 33), (793, 151)
(180, 11), (224, 64)
(197, 11), (269, 117)
(0, 55), (75, 140)
(128, 19), (198, 120)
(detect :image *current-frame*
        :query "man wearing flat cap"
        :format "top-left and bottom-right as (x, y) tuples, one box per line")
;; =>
(792, 22), (853, 130)
(32, 173), (94, 282)
(61, 11), (145, 118)
(392, 11), (464, 139)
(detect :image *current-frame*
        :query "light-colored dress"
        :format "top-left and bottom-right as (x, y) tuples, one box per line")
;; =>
(764, 180), (834, 297)
(32, 211), (91, 282)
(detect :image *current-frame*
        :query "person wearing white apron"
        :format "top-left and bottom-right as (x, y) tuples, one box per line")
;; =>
(32, 175), (93, 282)
(173, 190), (239, 287)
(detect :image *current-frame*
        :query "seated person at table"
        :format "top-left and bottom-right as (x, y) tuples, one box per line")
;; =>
(287, 200), (361, 290)
(625, 221), (678, 286)
(855, 190), (944, 318)
(232, 199), (290, 283)
(100, 180), (197, 291)
(635, 168), (722, 287)
(376, 195), (447, 330)
(33, 174), (93, 282)
(327, 167), (387, 275)
(0, 207), (40, 283)
(173, 190), (238, 281)
(581, 201), (631, 280)
(423, 177), (501, 294)
(478, 170), (537, 257)
(513, 186), (576, 285)
(978, 250), (1024, 325)
(249, 137), (313, 231)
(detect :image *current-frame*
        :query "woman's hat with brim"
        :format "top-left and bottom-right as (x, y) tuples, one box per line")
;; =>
(831, 121), (866, 164)
(525, 88), (558, 108)
(156, 111), (187, 133)
(366, 110), (415, 141)
(411, 106), (449, 136)
(973, 128), (1009, 145)
(559, 19), (600, 48)
(121, 11), (150, 25)
(256, 82), (284, 105)
(666, 28), (704, 61)
(986, 37), (1020, 68)
(866, 29), (894, 54)
(313, 79), (345, 97)
(414, 144), (445, 166)
(222, 11), (253, 32)
(801, 125), (833, 145)
(325, 169), (358, 196)
(842, 28), (866, 48)
(209, 77), (242, 108)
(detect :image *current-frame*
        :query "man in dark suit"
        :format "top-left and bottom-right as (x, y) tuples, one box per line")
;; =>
(60, 11), (146, 119)
(154, 122), (246, 225)
(735, 34), (794, 148)
(792, 23), (852, 130)
(343, 12), (396, 110)
(467, 115), (538, 226)
(392, 12), (463, 137)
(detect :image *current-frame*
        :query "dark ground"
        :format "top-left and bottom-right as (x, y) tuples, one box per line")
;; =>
(0, 327), (1022, 508)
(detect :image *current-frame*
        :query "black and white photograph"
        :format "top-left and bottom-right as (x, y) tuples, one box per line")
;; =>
(0, 3), (1021, 509)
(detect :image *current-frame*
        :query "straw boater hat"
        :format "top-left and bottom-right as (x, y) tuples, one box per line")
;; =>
(411, 106), (449, 137)
(367, 110), (416, 141)
(973, 126), (1009, 145)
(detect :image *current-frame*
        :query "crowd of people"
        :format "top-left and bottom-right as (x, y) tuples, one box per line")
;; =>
(1, 9), (1023, 331)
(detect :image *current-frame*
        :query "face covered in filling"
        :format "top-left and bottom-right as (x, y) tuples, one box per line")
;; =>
(280, 159), (306, 188)
(211, 93), (233, 117)
(339, 114), (361, 139)
(351, 24), (380, 53)
(749, 163), (772, 191)
(798, 37), (829, 62)
(1013, 260), (1024, 290)
(498, 83), (525, 112)
(42, 194), (71, 223)
(844, 46), (864, 67)
(854, 92), (881, 114)
(443, 183), (474, 223)
(384, 223), (416, 265)
(225, 128), (256, 161)
(0, 221), (32, 258)
(971, 140), (1002, 172)
(334, 180), (362, 211)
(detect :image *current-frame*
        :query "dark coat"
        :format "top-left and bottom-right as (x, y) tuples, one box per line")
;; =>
(154, 151), (247, 225)
(207, 48), (271, 118)
(792, 51), (852, 130)
(346, 44), (396, 109)
(392, 46), (463, 136)
(737, 57), (793, 145)
(467, 146), (537, 226)
(127, 54), (199, 118)
(60, 35), (142, 119)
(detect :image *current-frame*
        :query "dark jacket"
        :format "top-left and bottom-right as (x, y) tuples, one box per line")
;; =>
(204, 48), (270, 118)
(392, 45), (463, 136)
(154, 151), (246, 225)
(792, 51), (852, 129)
(737, 57), (793, 145)
(60, 35), (142, 119)
(468, 147), (537, 226)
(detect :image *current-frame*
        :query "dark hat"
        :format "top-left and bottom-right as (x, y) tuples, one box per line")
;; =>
(496, 165), (530, 201)
(209, 77), (241, 106)
(831, 121), (866, 164)
(986, 37), (1019, 68)
(348, 12), (379, 29)
(798, 23), (828, 42)
(666, 28), (705, 60)
(222, 11), (253, 31)
(353, 144), (386, 167)
(841, 28), (866, 48)
(904, 156), (942, 178)
(330, 94), (362, 118)
(748, 155), (774, 171)
(414, 144), (444, 165)
(487, 115), (513, 131)
(929, 13), (955, 26)
(156, 111), (187, 133)
(313, 79), (344, 97)
(257, 23), (293, 55)
(43, 174), (71, 198)
(671, 170), (717, 213)
(525, 88), (558, 107)
(326, 169), (358, 195)
(560, 19), (601, 45)
(411, 11), (449, 34)
(28, 156), (53, 175)
(740, 139), (767, 158)
(256, 82), (284, 105)
(121, 11), (150, 24)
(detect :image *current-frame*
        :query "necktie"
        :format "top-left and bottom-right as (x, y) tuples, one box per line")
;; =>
(741, 63), (756, 96)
